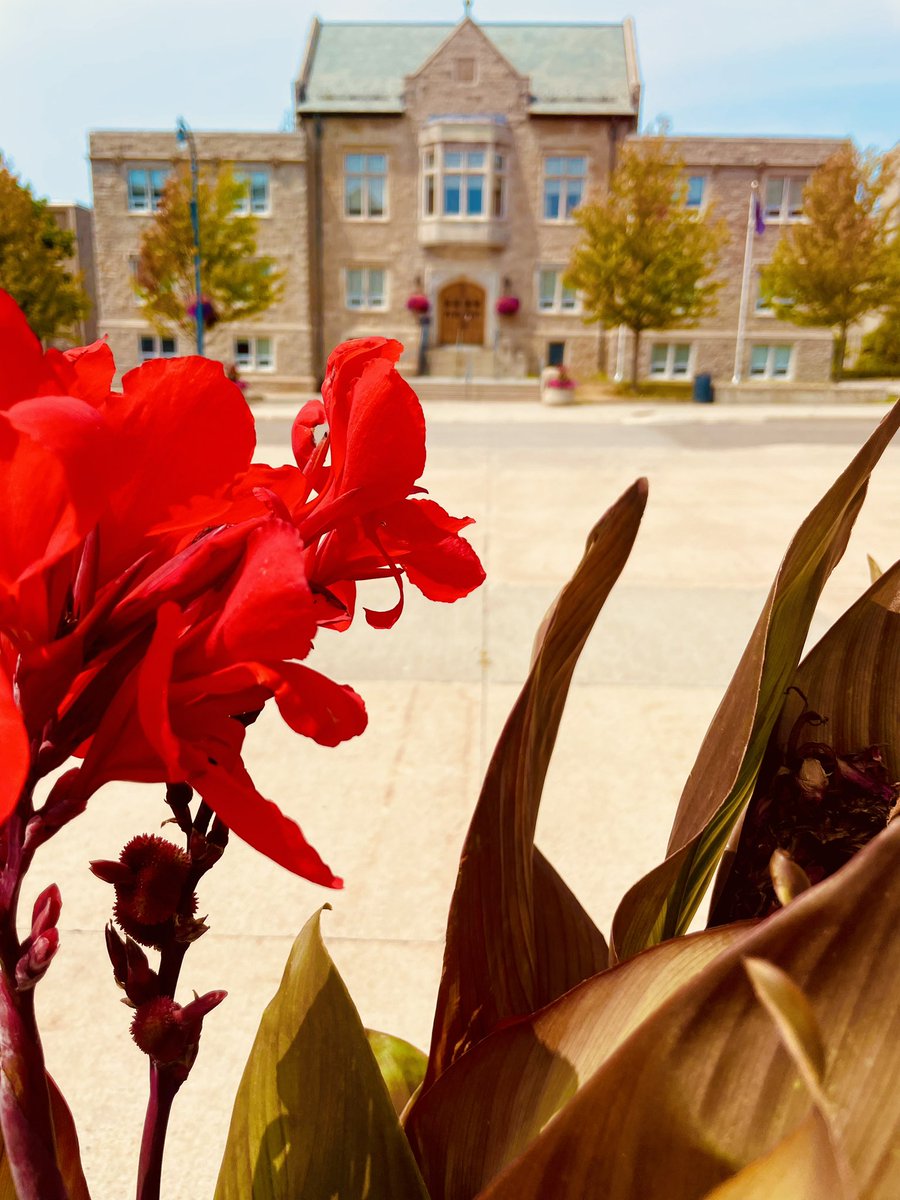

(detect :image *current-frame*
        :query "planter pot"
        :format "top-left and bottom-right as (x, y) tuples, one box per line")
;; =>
(541, 384), (577, 406)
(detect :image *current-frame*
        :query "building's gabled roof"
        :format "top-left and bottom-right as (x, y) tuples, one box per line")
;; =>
(296, 19), (640, 116)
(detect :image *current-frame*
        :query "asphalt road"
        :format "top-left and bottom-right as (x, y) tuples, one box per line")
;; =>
(256, 412), (888, 452)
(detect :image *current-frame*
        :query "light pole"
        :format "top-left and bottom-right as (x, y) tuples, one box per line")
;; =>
(176, 116), (204, 355)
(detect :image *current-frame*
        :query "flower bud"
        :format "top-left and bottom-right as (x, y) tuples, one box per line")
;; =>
(130, 990), (226, 1065)
(92, 834), (196, 949)
(16, 928), (59, 991)
(30, 883), (62, 940)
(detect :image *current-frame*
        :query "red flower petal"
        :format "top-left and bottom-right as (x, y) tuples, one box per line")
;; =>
(0, 398), (111, 643)
(0, 291), (46, 408)
(136, 602), (185, 776)
(39, 341), (116, 407)
(99, 356), (256, 578)
(201, 520), (318, 668)
(189, 754), (342, 885)
(0, 667), (29, 822)
(379, 498), (486, 602)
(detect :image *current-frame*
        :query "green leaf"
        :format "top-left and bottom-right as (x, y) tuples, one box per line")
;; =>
(365, 1030), (427, 1118)
(424, 481), (648, 1088)
(611, 399), (900, 961)
(475, 818), (900, 1199)
(214, 907), (428, 1200)
(0, 1075), (90, 1200)
(406, 925), (745, 1199)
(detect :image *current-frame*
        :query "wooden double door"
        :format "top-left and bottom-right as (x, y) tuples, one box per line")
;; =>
(438, 281), (485, 345)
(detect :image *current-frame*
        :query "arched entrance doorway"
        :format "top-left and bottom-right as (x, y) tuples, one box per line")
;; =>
(438, 280), (485, 346)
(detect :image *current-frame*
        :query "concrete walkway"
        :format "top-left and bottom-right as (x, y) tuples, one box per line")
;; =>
(31, 400), (900, 1197)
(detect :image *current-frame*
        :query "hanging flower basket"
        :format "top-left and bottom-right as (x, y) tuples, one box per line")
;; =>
(496, 295), (520, 316)
(187, 296), (219, 330)
(406, 294), (430, 315)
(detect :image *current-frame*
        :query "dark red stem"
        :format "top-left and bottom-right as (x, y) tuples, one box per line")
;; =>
(0, 797), (67, 1200)
(135, 1063), (183, 1200)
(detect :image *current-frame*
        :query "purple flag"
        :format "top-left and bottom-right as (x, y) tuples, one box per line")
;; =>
(753, 193), (766, 235)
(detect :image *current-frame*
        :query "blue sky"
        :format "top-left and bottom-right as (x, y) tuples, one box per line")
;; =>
(2, 0), (897, 205)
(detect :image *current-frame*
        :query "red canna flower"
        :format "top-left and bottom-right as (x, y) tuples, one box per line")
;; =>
(0, 292), (483, 883)
(234, 337), (485, 629)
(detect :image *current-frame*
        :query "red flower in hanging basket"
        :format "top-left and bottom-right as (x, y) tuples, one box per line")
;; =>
(496, 295), (520, 316)
(187, 297), (219, 330)
(406, 294), (430, 315)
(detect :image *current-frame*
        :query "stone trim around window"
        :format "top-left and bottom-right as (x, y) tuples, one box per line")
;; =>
(763, 175), (808, 223)
(138, 333), (176, 361)
(542, 155), (587, 222)
(649, 341), (692, 379)
(749, 343), (793, 379)
(685, 174), (706, 210)
(127, 167), (170, 213)
(536, 267), (579, 313)
(344, 266), (387, 311)
(233, 168), (271, 216)
(234, 334), (275, 372)
(344, 153), (388, 220)
(422, 145), (507, 221)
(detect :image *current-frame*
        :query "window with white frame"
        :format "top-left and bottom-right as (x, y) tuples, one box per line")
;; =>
(345, 267), (386, 310)
(422, 146), (506, 219)
(750, 344), (793, 378)
(138, 334), (176, 361)
(649, 343), (692, 378)
(764, 176), (807, 222)
(127, 168), (169, 212)
(543, 156), (587, 221)
(537, 267), (578, 312)
(344, 154), (387, 219)
(685, 175), (706, 209)
(234, 335), (274, 371)
(234, 169), (270, 215)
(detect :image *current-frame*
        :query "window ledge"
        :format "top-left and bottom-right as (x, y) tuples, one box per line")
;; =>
(419, 217), (508, 248)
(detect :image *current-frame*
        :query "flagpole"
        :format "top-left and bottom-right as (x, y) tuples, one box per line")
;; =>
(732, 179), (759, 384)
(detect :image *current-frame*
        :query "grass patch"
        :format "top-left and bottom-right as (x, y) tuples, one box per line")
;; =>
(611, 380), (694, 401)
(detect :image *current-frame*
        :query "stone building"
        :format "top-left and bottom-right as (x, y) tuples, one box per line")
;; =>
(47, 202), (99, 345)
(89, 131), (312, 391)
(86, 15), (850, 390)
(616, 135), (849, 385)
(296, 17), (641, 382)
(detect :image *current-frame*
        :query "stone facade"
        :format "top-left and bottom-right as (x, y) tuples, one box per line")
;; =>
(85, 18), (852, 391)
(89, 131), (313, 391)
(299, 18), (639, 382)
(47, 203), (98, 344)
(616, 135), (849, 386)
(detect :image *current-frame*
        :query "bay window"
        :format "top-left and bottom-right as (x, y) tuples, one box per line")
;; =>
(423, 145), (506, 219)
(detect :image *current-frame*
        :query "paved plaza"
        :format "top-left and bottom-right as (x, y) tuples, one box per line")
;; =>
(30, 399), (900, 1197)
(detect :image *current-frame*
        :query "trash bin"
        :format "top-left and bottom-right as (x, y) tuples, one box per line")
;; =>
(692, 372), (714, 403)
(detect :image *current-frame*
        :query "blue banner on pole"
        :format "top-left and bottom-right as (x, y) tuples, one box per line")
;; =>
(754, 193), (766, 235)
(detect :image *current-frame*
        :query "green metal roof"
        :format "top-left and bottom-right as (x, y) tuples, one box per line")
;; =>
(296, 21), (637, 116)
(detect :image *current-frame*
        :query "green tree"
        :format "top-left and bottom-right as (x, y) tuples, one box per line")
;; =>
(855, 309), (900, 376)
(136, 165), (284, 338)
(564, 139), (728, 387)
(0, 161), (90, 343)
(760, 144), (899, 379)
